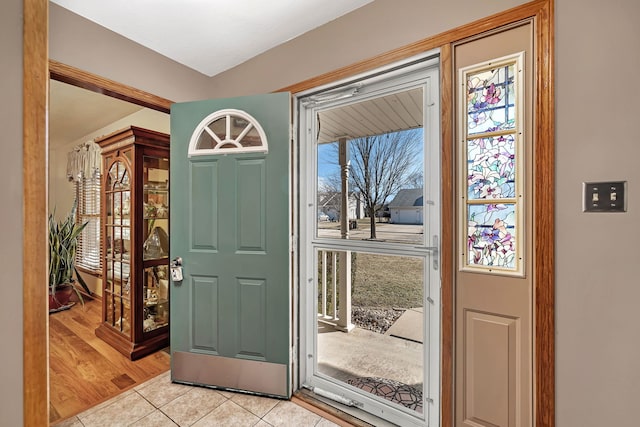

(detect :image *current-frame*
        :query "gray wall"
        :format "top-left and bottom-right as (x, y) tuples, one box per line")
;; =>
(49, 3), (213, 102)
(3, 0), (636, 425)
(555, 1), (640, 425)
(0, 0), (23, 425)
(205, 0), (529, 97)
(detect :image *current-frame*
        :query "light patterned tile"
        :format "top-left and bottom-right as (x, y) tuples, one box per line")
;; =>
(191, 400), (260, 427)
(254, 420), (274, 427)
(230, 393), (280, 418)
(216, 389), (236, 399)
(76, 390), (136, 419)
(129, 409), (178, 426)
(316, 419), (342, 427)
(52, 416), (84, 427)
(262, 401), (321, 427)
(78, 392), (155, 427)
(160, 387), (227, 426)
(136, 373), (192, 407)
(134, 371), (171, 391)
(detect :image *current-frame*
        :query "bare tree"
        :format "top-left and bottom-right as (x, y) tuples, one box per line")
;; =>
(349, 130), (422, 239)
(406, 171), (424, 189)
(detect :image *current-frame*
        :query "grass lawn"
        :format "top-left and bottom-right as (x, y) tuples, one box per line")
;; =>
(351, 252), (423, 308)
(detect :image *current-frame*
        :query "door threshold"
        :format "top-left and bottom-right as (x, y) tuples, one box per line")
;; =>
(294, 388), (396, 427)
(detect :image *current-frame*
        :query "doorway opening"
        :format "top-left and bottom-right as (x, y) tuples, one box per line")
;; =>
(297, 53), (441, 427)
(48, 66), (172, 423)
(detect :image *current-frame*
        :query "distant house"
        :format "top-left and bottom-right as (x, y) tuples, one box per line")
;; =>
(318, 191), (364, 221)
(389, 188), (423, 224)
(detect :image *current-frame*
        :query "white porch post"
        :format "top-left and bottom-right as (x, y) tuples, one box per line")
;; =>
(337, 137), (354, 332)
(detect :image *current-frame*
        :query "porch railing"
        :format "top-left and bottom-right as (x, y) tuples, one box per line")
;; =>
(317, 249), (355, 332)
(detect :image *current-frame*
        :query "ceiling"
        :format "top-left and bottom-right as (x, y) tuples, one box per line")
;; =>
(49, 0), (373, 149)
(49, 80), (144, 147)
(49, 0), (422, 149)
(50, 0), (373, 77)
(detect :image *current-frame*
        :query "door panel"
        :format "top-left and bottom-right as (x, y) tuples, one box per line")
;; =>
(237, 278), (267, 358)
(454, 23), (534, 427)
(170, 93), (291, 397)
(192, 276), (218, 351)
(464, 310), (518, 426)
(236, 159), (266, 251)
(190, 161), (218, 250)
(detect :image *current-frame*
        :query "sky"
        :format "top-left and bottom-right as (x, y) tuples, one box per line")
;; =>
(316, 128), (424, 182)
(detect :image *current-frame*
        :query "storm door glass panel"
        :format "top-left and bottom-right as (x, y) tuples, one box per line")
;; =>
(315, 88), (425, 245)
(316, 250), (425, 414)
(461, 54), (523, 275)
(301, 60), (440, 427)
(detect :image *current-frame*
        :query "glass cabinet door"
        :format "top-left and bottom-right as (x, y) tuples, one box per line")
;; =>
(142, 155), (169, 333)
(96, 127), (171, 359)
(104, 160), (131, 335)
(142, 265), (169, 332)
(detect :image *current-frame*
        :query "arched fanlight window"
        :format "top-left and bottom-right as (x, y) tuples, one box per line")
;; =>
(188, 109), (268, 157)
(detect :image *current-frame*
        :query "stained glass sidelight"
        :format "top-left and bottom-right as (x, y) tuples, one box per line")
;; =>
(461, 54), (523, 274)
(467, 64), (516, 135)
(467, 203), (516, 268)
(467, 134), (516, 200)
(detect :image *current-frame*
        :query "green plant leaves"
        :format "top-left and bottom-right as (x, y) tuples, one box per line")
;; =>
(49, 204), (89, 303)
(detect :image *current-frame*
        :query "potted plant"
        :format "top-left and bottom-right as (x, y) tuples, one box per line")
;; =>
(49, 204), (92, 313)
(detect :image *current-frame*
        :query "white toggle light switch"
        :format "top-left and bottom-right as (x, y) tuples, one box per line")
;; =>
(583, 181), (627, 212)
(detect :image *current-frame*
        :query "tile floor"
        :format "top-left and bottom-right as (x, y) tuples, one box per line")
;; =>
(54, 371), (342, 427)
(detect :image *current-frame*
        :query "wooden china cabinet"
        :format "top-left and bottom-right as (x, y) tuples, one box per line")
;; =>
(95, 126), (170, 360)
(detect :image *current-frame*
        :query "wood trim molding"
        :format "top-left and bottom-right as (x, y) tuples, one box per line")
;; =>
(25, 2), (553, 426)
(282, 1), (554, 426)
(439, 42), (454, 427)
(49, 60), (173, 113)
(534, 1), (555, 426)
(22, 33), (173, 427)
(279, 0), (549, 95)
(23, 0), (49, 425)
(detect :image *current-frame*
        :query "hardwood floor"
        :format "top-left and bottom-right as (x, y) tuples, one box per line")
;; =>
(49, 298), (170, 425)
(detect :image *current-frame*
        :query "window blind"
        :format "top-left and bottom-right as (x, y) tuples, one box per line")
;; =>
(76, 174), (101, 273)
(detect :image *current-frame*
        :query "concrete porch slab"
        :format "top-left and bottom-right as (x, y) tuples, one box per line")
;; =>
(317, 324), (423, 388)
(385, 307), (423, 343)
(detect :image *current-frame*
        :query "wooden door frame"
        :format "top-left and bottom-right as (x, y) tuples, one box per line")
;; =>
(282, 1), (554, 425)
(23, 1), (553, 426)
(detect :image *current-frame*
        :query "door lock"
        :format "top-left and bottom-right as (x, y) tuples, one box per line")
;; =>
(171, 257), (183, 282)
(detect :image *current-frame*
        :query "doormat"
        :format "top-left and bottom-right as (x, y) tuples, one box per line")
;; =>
(346, 377), (423, 413)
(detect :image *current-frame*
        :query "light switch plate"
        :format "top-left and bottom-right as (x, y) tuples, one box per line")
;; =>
(583, 181), (627, 212)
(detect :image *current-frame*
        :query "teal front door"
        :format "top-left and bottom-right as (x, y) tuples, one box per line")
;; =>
(169, 93), (291, 397)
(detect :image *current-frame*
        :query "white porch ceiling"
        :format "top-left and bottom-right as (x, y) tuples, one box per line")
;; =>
(316, 88), (424, 144)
